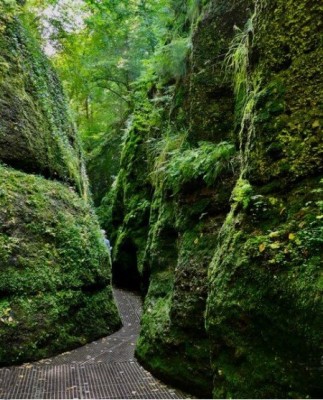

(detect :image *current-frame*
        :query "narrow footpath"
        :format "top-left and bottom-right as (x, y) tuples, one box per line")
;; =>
(0, 289), (184, 399)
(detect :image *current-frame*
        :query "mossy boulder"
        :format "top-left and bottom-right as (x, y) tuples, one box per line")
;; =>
(125, 2), (241, 395)
(0, 7), (120, 366)
(0, 166), (120, 365)
(188, 0), (252, 144)
(135, 198), (220, 397)
(104, 1), (240, 395)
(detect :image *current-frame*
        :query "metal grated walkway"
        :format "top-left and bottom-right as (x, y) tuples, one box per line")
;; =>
(0, 289), (184, 399)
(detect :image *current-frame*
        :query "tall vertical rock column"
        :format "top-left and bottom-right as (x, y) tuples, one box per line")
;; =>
(100, 0), (322, 398)
(206, 0), (322, 397)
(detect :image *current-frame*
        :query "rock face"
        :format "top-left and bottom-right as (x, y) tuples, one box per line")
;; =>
(0, 6), (120, 365)
(104, 0), (322, 398)
(206, 1), (322, 398)
(0, 6), (87, 197)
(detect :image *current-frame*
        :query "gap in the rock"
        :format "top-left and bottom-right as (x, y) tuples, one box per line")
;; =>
(111, 239), (142, 292)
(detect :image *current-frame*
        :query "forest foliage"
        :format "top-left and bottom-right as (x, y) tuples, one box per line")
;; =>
(22, 0), (200, 205)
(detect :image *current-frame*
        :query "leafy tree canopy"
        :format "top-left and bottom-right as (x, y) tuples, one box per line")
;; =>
(23, 0), (199, 204)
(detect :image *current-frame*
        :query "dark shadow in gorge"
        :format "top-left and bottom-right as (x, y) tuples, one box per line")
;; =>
(112, 238), (142, 292)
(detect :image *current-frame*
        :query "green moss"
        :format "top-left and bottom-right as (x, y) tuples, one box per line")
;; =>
(231, 178), (253, 209)
(0, 12), (88, 198)
(0, 165), (121, 365)
(136, 276), (213, 397)
(248, 0), (323, 184)
(100, 1), (322, 398)
(205, 0), (323, 396)
(207, 177), (323, 398)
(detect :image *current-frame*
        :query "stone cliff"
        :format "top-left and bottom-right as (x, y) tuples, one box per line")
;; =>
(101, 0), (322, 397)
(0, 4), (120, 365)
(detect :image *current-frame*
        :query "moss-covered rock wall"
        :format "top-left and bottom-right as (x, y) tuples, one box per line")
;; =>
(103, 0), (322, 398)
(206, 0), (323, 397)
(0, 7), (88, 198)
(0, 5), (120, 366)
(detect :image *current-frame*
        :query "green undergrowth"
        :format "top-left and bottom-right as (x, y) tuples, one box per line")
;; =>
(0, 165), (120, 365)
(149, 126), (237, 194)
(148, 37), (191, 84)
(164, 141), (236, 192)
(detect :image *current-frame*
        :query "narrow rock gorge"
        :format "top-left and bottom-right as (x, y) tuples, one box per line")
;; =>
(0, 0), (322, 398)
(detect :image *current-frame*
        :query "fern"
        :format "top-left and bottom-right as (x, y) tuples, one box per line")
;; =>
(165, 141), (236, 193)
(224, 12), (255, 116)
(150, 130), (188, 188)
(187, 0), (201, 25)
(151, 37), (191, 83)
(224, 0), (266, 177)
